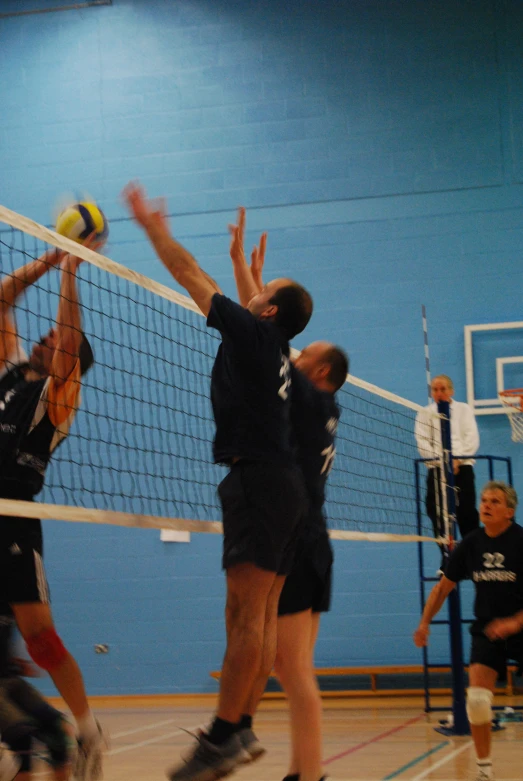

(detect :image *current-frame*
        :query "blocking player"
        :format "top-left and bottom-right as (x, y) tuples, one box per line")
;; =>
(124, 186), (312, 781)
(228, 217), (347, 781)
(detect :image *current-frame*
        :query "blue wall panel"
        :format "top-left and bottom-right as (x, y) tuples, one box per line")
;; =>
(1, 0), (522, 694)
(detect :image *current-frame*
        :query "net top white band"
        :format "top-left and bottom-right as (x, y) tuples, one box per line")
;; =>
(0, 204), (425, 414)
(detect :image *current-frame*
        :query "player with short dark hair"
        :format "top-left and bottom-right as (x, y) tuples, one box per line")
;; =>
(414, 481), (523, 781)
(123, 190), (312, 781)
(231, 229), (348, 781)
(0, 243), (104, 781)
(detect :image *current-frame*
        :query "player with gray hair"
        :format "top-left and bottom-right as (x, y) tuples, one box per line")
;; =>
(414, 481), (523, 781)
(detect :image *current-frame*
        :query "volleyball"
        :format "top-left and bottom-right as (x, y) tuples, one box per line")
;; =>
(55, 202), (109, 245)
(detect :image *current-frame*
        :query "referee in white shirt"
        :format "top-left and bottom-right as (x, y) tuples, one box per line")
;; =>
(415, 375), (480, 548)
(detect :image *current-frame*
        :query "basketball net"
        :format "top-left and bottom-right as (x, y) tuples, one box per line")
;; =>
(499, 389), (523, 442)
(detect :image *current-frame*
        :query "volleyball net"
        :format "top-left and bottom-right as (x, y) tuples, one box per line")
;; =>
(0, 205), (437, 541)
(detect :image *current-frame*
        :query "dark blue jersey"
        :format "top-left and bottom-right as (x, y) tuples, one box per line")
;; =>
(445, 522), (523, 622)
(207, 294), (293, 465)
(0, 360), (80, 499)
(290, 365), (340, 515)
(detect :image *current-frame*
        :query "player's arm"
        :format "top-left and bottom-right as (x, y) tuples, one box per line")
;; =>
(51, 253), (85, 385)
(228, 206), (266, 306)
(123, 183), (221, 317)
(413, 576), (456, 647)
(484, 610), (523, 641)
(0, 249), (64, 364)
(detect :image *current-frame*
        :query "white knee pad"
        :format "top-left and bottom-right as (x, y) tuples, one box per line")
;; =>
(466, 687), (493, 725)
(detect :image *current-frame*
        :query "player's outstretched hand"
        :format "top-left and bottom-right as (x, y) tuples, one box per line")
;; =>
(250, 231), (267, 292)
(123, 182), (169, 234)
(229, 206), (247, 265)
(484, 616), (521, 641)
(413, 623), (430, 647)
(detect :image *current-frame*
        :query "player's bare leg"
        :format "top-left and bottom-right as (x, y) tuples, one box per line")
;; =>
(468, 663), (498, 780)
(275, 610), (324, 781)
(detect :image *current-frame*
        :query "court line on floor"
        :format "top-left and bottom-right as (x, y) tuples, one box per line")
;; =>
(382, 740), (449, 779)
(409, 740), (473, 781)
(324, 713), (425, 765)
(107, 722), (204, 756)
(110, 717), (179, 739)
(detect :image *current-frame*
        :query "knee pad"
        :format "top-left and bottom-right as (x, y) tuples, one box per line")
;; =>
(26, 627), (68, 672)
(466, 686), (493, 725)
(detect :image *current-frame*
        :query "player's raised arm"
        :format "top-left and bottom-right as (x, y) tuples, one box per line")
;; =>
(0, 249), (64, 367)
(123, 182), (221, 316)
(228, 207), (266, 306)
(51, 253), (85, 386)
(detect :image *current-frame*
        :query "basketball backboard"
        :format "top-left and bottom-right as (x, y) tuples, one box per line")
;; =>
(464, 321), (523, 416)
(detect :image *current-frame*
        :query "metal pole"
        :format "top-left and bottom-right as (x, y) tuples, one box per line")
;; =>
(436, 400), (469, 736)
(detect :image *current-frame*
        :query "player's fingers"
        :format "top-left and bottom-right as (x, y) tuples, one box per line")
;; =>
(237, 206), (246, 241)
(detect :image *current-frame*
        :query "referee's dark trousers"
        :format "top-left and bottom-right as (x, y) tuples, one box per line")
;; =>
(426, 465), (480, 540)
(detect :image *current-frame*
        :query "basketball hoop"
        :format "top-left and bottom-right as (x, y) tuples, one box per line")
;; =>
(499, 389), (523, 442)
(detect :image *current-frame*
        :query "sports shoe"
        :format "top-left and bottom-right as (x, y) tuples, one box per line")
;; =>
(167, 731), (246, 781)
(474, 765), (493, 781)
(74, 721), (106, 781)
(237, 727), (266, 762)
(0, 744), (20, 781)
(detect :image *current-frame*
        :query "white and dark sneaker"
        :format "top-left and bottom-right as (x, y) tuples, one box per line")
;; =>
(474, 762), (493, 781)
(237, 728), (266, 762)
(167, 731), (246, 781)
(74, 721), (106, 781)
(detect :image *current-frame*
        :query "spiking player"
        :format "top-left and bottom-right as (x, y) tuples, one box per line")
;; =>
(414, 481), (523, 781)
(0, 242), (104, 781)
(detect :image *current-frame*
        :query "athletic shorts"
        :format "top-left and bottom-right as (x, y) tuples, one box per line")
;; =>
(0, 516), (49, 605)
(470, 623), (523, 682)
(278, 530), (333, 616)
(218, 461), (307, 575)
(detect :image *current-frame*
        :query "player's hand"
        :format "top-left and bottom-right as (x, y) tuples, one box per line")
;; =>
(229, 206), (247, 266)
(484, 617), (521, 640)
(413, 623), (430, 647)
(123, 182), (168, 232)
(250, 231), (267, 292)
(453, 459), (461, 475)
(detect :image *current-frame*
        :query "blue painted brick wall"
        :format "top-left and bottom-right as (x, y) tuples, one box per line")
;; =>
(1, 0), (522, 694)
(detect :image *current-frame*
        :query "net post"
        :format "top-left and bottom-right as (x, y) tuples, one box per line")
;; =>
(437, 400), (470, 736)
(415, 459), (431, 713)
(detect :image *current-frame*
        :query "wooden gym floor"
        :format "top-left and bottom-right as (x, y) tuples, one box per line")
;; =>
(33, 694), (523, 781)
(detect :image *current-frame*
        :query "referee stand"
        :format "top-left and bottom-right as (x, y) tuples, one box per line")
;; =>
(415, 400), (515, 735)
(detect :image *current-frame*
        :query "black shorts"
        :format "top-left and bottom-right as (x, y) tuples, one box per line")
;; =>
(470, 623), (523, 682)
(0, 516), (49, 605)
(278, 529), (333, 616)
(218, 461), (307, 575)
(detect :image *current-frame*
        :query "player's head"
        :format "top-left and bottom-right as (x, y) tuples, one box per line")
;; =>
(480, 481), (517, 527)
(29, 327), (58, 375)
(294, 341), (349, 393)
(247, 278), (313, 339)
(431, 374), (454, 403)
(30, 329), (94, 377)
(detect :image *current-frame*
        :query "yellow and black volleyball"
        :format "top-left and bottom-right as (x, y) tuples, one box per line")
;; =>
(55, 202), (109, 245)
